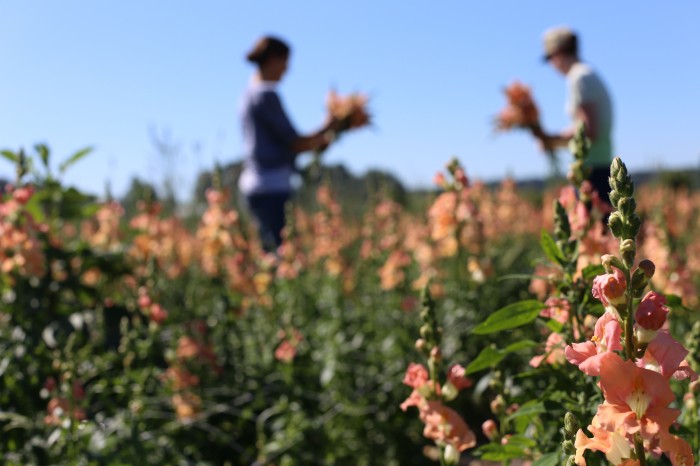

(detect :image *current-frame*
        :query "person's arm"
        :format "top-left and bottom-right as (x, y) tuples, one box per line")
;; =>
(258, 91), (337, 155)
(538, 103), (598, 151)
(291, 117), (338, 154)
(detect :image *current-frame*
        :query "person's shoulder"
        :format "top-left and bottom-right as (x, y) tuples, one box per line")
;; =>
(568, 62), (594, 79)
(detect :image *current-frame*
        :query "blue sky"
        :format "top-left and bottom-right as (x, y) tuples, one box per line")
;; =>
(2, 1), (699, 199)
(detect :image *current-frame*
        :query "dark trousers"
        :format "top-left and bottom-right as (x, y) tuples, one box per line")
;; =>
(589, 166), (612, 207)
(245, 192), (291, 252)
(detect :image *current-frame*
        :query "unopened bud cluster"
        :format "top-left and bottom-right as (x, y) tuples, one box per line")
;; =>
(607, 158), (641, 268)
(553, 200), (575, 259)
(417, 286), (443, 373)
(567, 124), (591, 193)
(434, 157), (469, 192)
(561, 412), (580, 463)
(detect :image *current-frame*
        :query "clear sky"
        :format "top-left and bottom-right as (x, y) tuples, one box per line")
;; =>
(2, 1), (699, 199)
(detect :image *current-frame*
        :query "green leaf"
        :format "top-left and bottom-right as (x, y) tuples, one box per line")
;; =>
(540, 230), (564, 265)
(473, 300), (545, 334)
(507, 401), (546, 421)
(466, 347), (503, 374)
(35, 143), (50, 167)
(478, 443), (527, 461)
(582, 264), (605, 281)
(0, 150), (18, 163)
(22, 191), (47, 222)
(59, 146), (92, 173)
(545, 319), (564, 333)
(665, 294), (682, 307)
(466, 340), (536, 374)
(531, 452), (560, 466)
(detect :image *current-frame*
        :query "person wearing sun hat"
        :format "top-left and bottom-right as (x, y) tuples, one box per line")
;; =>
(538, 26), (614, 207)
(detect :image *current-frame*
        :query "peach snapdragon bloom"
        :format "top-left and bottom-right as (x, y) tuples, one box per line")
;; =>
(420, 401), (477, 454)
(326, 90), (370, 130)
(530, 332), (566, 368)
(274, 329), (304, 363)
(565, 313), (623, 376)
(638, 331), (698, 382)
(574, 425), (636, 466)
(595, 354), (680, 442)
(659, 433), (695, 466)
(400, 363), (476, 456)
(494, 81), (540, 131)
(591, 268), (627, 312)
(539, 297), (570, 324)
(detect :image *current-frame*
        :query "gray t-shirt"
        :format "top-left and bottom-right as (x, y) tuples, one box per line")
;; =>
(566, 62), (613, 168)
(239, 81), (299, 195)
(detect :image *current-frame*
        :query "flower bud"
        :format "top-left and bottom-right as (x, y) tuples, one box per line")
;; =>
(683, 393), (696, 411)
(415, 338), (426, 352)
(564, 412), (579, 439)
(482, 419), (498, 440)
(620, 239), (636, 267)
(627, 214), (641, 237)
(562, 440), (576, 455)
(635, 291), (669, 331)
(442, 381), (459, 401)
(443, 443), (460, 465)
(690, 380), (699, 393)
(638, 259), (655, 279)
(592, 269), (627, 307)
(617, 196), (636, 218)
(600, 254), (615, 272)
(490, 395), (505, 415)
(607, 212), (624, 237)
(629, 269), (649, 297)
(430, 346), (442, 362)
(609, 190), (620, 209)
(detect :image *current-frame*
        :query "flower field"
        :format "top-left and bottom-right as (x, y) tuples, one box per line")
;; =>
(1, 144), (698, 465)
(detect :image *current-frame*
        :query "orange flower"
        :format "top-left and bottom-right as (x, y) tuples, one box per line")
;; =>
(574, 425), (634, 465)
(595, 354), (680, 442)
(659, 433), (695, 466)
(419, 401), (476, 452)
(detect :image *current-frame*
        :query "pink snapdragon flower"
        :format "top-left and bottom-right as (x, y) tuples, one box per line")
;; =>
(446, 364), (473, 390)
(639, 331), (698, 381)
(403, 363), (429, 388)
(540, 297), (570, 324)
(530, 332), (566, 368)
(481, 419), (498, 440)
(635, 292), (669, 344)
(420, 401), (476, 453)
(565, 313), (623, 376)
(592, 268), (627, 310)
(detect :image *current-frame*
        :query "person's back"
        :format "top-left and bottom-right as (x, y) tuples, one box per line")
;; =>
(566, 62), (613, 170)
(239, 80), (298, 196)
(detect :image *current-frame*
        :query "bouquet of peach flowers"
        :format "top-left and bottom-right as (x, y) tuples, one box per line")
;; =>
(494, 81), (541, 132)
(302, 90), (371, 181)
(495, 81), (557, 170)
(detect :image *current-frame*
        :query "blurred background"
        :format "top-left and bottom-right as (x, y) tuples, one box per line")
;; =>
(2, 0), (699, 203)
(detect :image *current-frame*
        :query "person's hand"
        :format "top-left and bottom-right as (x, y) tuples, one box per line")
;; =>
(535, 133), (556, 153)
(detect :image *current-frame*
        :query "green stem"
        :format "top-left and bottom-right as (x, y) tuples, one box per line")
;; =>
(634, 434), (647, 466)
